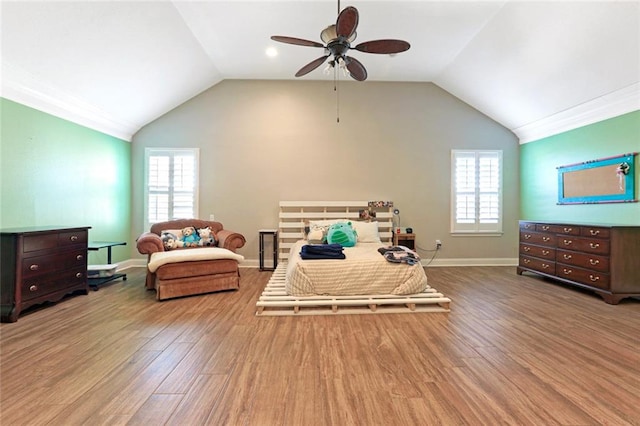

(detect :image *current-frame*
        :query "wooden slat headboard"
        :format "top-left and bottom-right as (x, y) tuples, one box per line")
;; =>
(278, 201), (394, 261)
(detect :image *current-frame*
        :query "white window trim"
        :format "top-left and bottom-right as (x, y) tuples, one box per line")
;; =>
(450, 149), (503, 235)
(144, 148), (199, 230)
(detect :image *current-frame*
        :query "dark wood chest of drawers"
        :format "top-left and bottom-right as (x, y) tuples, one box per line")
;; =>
(517, 221), (640, 304)
(1, 226), (91, 322)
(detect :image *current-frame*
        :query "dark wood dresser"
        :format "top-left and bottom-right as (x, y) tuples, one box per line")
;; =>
(517, 221), (640, 304)
(1, 226), (91, 322)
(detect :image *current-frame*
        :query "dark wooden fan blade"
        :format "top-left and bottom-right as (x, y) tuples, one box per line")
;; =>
(336, 6), (359, 39)
(354, 39), (411, 54)
(271, 36), (324, 48)
(295, 55), (330, 77)
(346, 56), (367, 81)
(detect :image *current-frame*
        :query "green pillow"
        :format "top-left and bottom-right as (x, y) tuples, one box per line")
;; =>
(326, 222), (357, 247)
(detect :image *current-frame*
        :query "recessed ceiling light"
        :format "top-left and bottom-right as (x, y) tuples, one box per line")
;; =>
(266, 47), (278, 58)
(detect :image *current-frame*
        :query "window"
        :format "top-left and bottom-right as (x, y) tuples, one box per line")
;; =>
(144, 148), (199, 228)
(451, 150), (502, 234)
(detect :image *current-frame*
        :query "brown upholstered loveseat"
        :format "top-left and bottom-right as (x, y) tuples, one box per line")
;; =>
(136, 219), (246, 300)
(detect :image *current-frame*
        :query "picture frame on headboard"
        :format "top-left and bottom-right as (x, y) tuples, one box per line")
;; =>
(557, 153), (637, 204)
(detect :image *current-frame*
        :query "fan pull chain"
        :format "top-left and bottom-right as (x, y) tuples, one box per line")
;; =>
(334, 66), (340, 123)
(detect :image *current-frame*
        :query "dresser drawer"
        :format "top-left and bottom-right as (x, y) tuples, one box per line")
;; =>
(21, 269), (87, 302)
(536, 224), (580, 236)
(520, 243), (555, 260)
(556, 249), (609, 272)
(556, 264), (610, 290)
(520, 222), (537, 231)
(580, 226), (610, 239)
(23, 233), (58, 253)
(22, 250), (87, 278)
(556, 236), (610, 255)
(520, 231), (557, 247)
(520, 255), (555, 275)
(58, 230), (88, 247)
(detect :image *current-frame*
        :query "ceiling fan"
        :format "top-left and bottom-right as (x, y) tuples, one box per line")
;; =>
(270, 2), (410, 81)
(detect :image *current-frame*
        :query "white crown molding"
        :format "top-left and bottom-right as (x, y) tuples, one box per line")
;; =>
(1, 61), (139, 142)
(514, 83), (640, 144)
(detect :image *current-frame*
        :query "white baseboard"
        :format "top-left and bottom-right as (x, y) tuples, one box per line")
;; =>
(422, 258), (518, 267)
(115, 257), (517, 270)
(116, 259), (147, 270)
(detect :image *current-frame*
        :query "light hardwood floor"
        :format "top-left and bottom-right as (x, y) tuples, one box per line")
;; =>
(1, 266), (639, 425)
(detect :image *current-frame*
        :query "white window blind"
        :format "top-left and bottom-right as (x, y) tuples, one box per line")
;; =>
(144, 148), (199, 228)
(451, 150), (502, 234)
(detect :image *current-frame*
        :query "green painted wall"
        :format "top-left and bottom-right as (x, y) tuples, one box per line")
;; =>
(520, 111), (640, 224)
(0, 98), (132, 263)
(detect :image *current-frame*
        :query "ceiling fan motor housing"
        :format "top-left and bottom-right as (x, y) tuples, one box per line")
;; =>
(327, 39), (350, 59)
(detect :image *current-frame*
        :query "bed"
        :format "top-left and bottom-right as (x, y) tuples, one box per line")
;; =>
(286, 239), (427, 296)
(255, 201), (451, 315)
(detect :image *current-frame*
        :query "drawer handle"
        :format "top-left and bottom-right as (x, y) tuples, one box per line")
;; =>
(589, 259), (600, 265)
(542, 264), (550, 269)
(590, 243), (600, 249)
(524, 234), (531, 239)
(563, 268), (572, 275)
(589, 230), (600, 236)
(542, 250), (550, 255)
(76, 254), (84, 261)
(525, 224), (533, 229)
(29, 264), (39, 271)
(29, 285), (38, 292)
(563, 227), (573, 233)
(589, 275), (600, 282)
(523, 247), (531, 252)
(76, 272), (83, 278)
(563, 254), (572, 260)
(70, 235), (79, 242)
(542, 237), (551, 242)
(563, 240), (572, 246)
(523, 259), (530, 264)
(541, 225), (550, 231)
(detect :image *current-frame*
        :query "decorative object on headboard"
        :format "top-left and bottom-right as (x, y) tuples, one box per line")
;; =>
(557, 153), (637, 204)
(368, 201), (394, 207)
(359, 209), (376, 220)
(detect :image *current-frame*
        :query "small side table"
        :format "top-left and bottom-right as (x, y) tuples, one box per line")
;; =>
(393, 233), (415, 250)
(259, 229), (278, 271)
(87, 241), (127, 290)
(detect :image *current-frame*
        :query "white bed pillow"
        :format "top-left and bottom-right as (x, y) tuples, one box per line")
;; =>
(351, 221), (381, 243)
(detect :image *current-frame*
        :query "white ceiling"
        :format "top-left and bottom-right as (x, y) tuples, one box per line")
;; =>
(2, 0), (639, 142)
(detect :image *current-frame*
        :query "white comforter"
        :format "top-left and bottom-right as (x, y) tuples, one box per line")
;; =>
(286, 240), (428, 296)
(147, 247), (244, 273)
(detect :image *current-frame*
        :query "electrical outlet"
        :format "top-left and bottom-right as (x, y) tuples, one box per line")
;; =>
(436, 239), (442, 249)
(209, 214), (215, 221)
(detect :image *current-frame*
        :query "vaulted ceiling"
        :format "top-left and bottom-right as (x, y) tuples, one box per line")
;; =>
(2, 1), (639, 142)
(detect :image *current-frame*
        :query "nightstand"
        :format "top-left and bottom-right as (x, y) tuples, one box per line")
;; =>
(393, 233), (415, 249)
(259, 229), (278, 271)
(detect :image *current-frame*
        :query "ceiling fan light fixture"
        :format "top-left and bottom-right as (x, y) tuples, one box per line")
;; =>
(320, 24), (356, 44)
